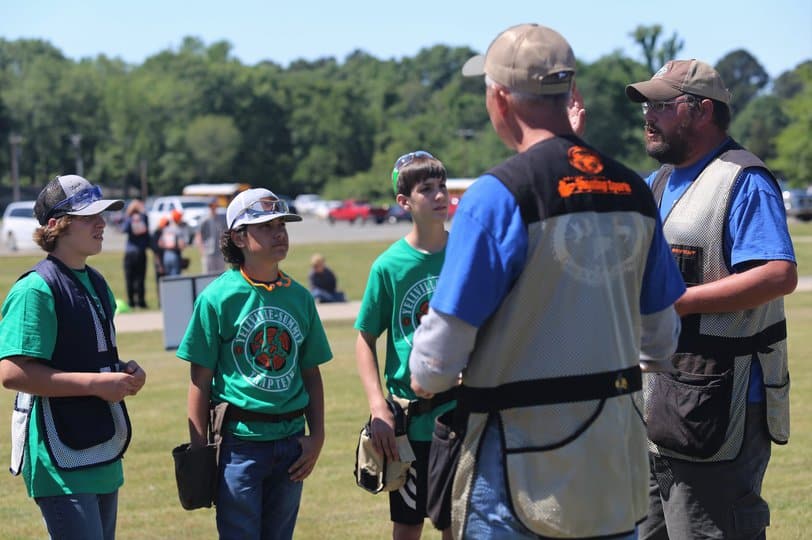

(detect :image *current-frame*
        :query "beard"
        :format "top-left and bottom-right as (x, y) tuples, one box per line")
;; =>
(645, 119), (695, 165)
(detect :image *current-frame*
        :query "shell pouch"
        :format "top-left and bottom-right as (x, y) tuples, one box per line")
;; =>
(10, 392), (34, 476)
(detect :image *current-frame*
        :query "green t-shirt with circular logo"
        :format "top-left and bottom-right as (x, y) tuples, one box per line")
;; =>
(354, 237), (453, 441)
(177, 269), (332, 440)
(0, 270), (124, 498)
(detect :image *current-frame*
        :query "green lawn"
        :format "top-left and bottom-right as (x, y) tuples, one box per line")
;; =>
(0, 232), (810, 539)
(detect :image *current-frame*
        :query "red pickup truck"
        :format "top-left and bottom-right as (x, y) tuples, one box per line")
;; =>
(327, 199), (388, 224)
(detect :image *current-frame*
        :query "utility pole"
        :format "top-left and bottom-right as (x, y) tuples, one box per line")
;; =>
(9, 134), (23, 202)
(139, 158), (148, 199)
(70, 133), (83, 176)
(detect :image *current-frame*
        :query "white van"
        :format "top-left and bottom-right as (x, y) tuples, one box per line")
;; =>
(1, 200), (38, 251)
(147, 196), (213, 239)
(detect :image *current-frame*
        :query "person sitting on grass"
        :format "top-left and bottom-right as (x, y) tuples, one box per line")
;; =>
(308, 253), (346, 303)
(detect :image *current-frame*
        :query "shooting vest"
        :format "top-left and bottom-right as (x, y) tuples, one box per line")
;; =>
(23, 257), (131, 470)
(452, 136), (659, 538)
(644, 145), (790, 463)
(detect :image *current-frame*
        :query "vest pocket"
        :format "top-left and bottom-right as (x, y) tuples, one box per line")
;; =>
(646, 369), (733, 458)
(49, 396), (115, 450)
(758, 344), (790, 443)
(764, 376), (790, 443)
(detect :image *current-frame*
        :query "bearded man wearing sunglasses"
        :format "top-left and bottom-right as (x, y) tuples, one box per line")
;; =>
(626, 60), (797, 540)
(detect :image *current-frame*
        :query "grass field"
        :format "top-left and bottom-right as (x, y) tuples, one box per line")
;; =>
(0, 225), (810, 539)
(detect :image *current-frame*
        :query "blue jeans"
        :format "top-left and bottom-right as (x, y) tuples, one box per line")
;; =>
(35, 491), (118, 540)
(464, 419), (638, 540)
(216, 431), (304, 540)
(310, 288), (345, 303)
(162, 250), (181, 276)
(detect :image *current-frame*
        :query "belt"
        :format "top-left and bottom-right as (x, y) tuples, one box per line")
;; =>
(458, 365), (642, 414)
(408, 388), (458, 416)
(224, 405), (306, 424)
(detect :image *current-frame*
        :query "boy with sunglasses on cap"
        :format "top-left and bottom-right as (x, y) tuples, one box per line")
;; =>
(177, 188), (332, 540)
(355, 151), (455, 540)
(0, 174), (147, 540)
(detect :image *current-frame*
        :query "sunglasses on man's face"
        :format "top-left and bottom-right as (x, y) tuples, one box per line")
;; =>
(641, 96), (698, 115)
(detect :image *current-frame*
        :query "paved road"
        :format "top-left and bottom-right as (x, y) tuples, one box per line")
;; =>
(114, 277), (812, 334)
(115, 300), (362, 333)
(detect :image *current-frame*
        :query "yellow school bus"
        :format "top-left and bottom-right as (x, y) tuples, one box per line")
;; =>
(182, 182), (251, 207)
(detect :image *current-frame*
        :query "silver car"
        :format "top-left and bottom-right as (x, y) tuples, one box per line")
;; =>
(781, 183), (812, 222)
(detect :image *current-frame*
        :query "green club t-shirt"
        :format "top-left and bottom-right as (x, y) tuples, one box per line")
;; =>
(354, 237), (452, 441)
(0, 270), (124, 498)
(177, 269), (332, 440)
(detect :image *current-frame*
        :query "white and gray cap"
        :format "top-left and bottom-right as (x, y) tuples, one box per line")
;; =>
(34, 175), (124, 225)
(226, 188), (302, 230)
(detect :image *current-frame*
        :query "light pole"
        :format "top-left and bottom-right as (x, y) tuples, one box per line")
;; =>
(70, 133), (83, 176)
(9, 134), (23, 202)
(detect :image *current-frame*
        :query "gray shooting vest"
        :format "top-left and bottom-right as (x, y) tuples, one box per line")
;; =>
(644, 147), (790, 463)
(452, 136), (659, 538)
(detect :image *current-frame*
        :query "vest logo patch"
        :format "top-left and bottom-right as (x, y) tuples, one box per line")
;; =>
(558, 176), (633, 198)
(552, 213), (646, 285)
(233, 306), (303, 392)
(559, 147), (632, 198)
(567, 146), (604, 174)
(399, 276), (437, 345)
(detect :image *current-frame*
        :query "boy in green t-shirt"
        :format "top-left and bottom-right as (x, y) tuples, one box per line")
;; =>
(178, 188), (332, 540)
(0, 175), (146, 540)
(355, 151), (454, 539)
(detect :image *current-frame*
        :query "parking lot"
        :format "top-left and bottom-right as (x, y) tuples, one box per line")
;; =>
(0, 215), (415, 256)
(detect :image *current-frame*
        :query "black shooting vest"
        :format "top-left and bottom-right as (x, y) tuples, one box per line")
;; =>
(28, 256), (131, 470)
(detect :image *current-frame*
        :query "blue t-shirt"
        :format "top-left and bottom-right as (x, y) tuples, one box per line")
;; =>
(646, 138), (796, 401)
(432, 174), (684, 328)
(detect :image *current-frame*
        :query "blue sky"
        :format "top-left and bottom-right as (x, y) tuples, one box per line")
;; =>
(2, 0), (810, 80)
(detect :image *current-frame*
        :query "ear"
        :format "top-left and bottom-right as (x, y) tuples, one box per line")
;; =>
(230, 229), (246, 248)
(47, 217), (59, 228)
(494, 86), (512, 116)
(696, 98), (715, 126)
(396, 193), (410, 210)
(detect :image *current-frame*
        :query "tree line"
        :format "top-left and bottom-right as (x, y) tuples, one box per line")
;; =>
(0, 25), (809, 206)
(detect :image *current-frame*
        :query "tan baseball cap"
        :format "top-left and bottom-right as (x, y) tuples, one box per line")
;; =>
(462, 23), (575, 95)
(625, 59), (732, 104)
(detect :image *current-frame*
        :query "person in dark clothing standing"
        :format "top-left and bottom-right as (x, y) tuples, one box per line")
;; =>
(151, 215), (169, 307)
(121, 199), (150, 308)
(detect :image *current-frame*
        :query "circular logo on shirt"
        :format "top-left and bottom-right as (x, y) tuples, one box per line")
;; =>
(567, 146), (604, 175)
(398, 276), (438, 345)
(232, 306), (303, 392)
(551, 213), (646, 285)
